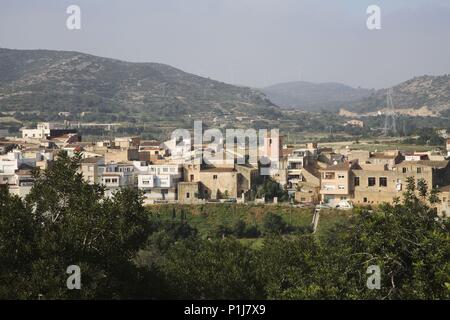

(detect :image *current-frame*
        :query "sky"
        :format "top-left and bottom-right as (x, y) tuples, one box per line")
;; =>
(1, 0), (450, 89)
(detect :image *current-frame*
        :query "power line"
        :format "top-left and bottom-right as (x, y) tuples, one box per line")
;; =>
(383, 88), (397, 136)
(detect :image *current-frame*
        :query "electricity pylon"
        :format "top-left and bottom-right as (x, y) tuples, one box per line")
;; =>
(383, 88), (397, 136)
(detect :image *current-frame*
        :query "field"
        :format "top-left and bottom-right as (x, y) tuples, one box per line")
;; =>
(146, 203), (352, 247)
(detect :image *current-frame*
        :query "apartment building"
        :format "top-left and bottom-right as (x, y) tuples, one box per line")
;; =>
(6, 169), (35, 199)
(352, 163), (403, 205)
(22, 122), (78, 141)
(98, 162), (135, 197)
(0, 150), (38, 174)
(114, 136), (141, 149)
(136, 163), (182, 204)
(182, 163), (258, 201)
(286, 149), (316, 189)
(104, 148), (139, 163)
(330, 159), (450, 207)
(79, 157), (105, 185)
(319, 161), (358, 206)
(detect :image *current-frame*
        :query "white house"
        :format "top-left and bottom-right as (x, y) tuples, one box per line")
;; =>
(136, 164), (182, 204)
(98, 162), (135, 197)
(22, 122), (54, 139)
(0, 150), (36, 174)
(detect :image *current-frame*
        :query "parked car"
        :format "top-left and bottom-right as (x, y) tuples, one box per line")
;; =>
(315, 204), (332, 210)
(336, 200), (353, 210)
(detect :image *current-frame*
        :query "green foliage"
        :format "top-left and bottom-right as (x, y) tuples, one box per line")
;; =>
(161, 239), (265, 299)
(0, 152), (154, 299)
(1, 155), (448, 300)
(230, 219), (261, 238)
(0, 48), (275, 122)
(262, 212), (287, 235)
(429, 187), (441, 205)
(255, 178), (289, 202)
(417, 178), (428, 198)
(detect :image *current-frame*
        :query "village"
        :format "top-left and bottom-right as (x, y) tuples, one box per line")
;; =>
(1, 122), (450, 218)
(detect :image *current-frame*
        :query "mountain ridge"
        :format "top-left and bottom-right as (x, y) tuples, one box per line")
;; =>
(261, 81), (374, 111)
(0, 48), (278, 121)
(344, 74), (450, 115)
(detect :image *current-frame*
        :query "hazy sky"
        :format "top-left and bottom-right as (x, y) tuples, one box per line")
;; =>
(1, 0), (450, 89)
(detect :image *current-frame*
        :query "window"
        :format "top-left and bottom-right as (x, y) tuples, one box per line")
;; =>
(163, 167), (168, 172)
(338, 185), (345, 190)
(363, 197), (368, 203)
(190, 174), (194, 182)
(88, 166), (94, 172)
(105, 179), (111, 183)
(324, 172), (335, 179)
(213, 175), (218, 180)
(368, 177), (376, 186)
(417, 167), (422, 174)
(379, 177), (387, 187)
(402, 168), (407, 173)
(338, 174), (345, 179)
(354, 177), (360, 186)
(186, 192), (190, 199)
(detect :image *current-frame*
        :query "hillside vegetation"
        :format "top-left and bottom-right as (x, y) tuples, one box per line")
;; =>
(0, 48), (277, 121)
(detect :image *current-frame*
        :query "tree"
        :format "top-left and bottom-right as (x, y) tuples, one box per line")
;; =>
(417, 178), (428, 199)
(262, 213), (287, 235)
(254, 178), (450, 300)
(161, 239), (265, 299)
(256, 178), (289, 202)
(231, 219), (247, 238)
(317, 179), (450, 299)
(0, 151), (155, 299)
(231, 219), (261, 238)
(429, 187), (441, 205)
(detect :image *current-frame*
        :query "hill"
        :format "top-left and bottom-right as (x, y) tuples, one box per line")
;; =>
(345, 75), (450, 115)
(261, 81), (373, 111)
(0, 48), (278, 121)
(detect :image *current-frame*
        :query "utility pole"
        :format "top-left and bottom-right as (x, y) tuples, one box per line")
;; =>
(384, 88), (397, 136)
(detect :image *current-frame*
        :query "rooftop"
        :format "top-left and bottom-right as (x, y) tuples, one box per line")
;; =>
(399, 160), (449, 168)
(81, 157), (103, 164)
(200, 167), (236, 173)
(321, 161), (352, 171)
